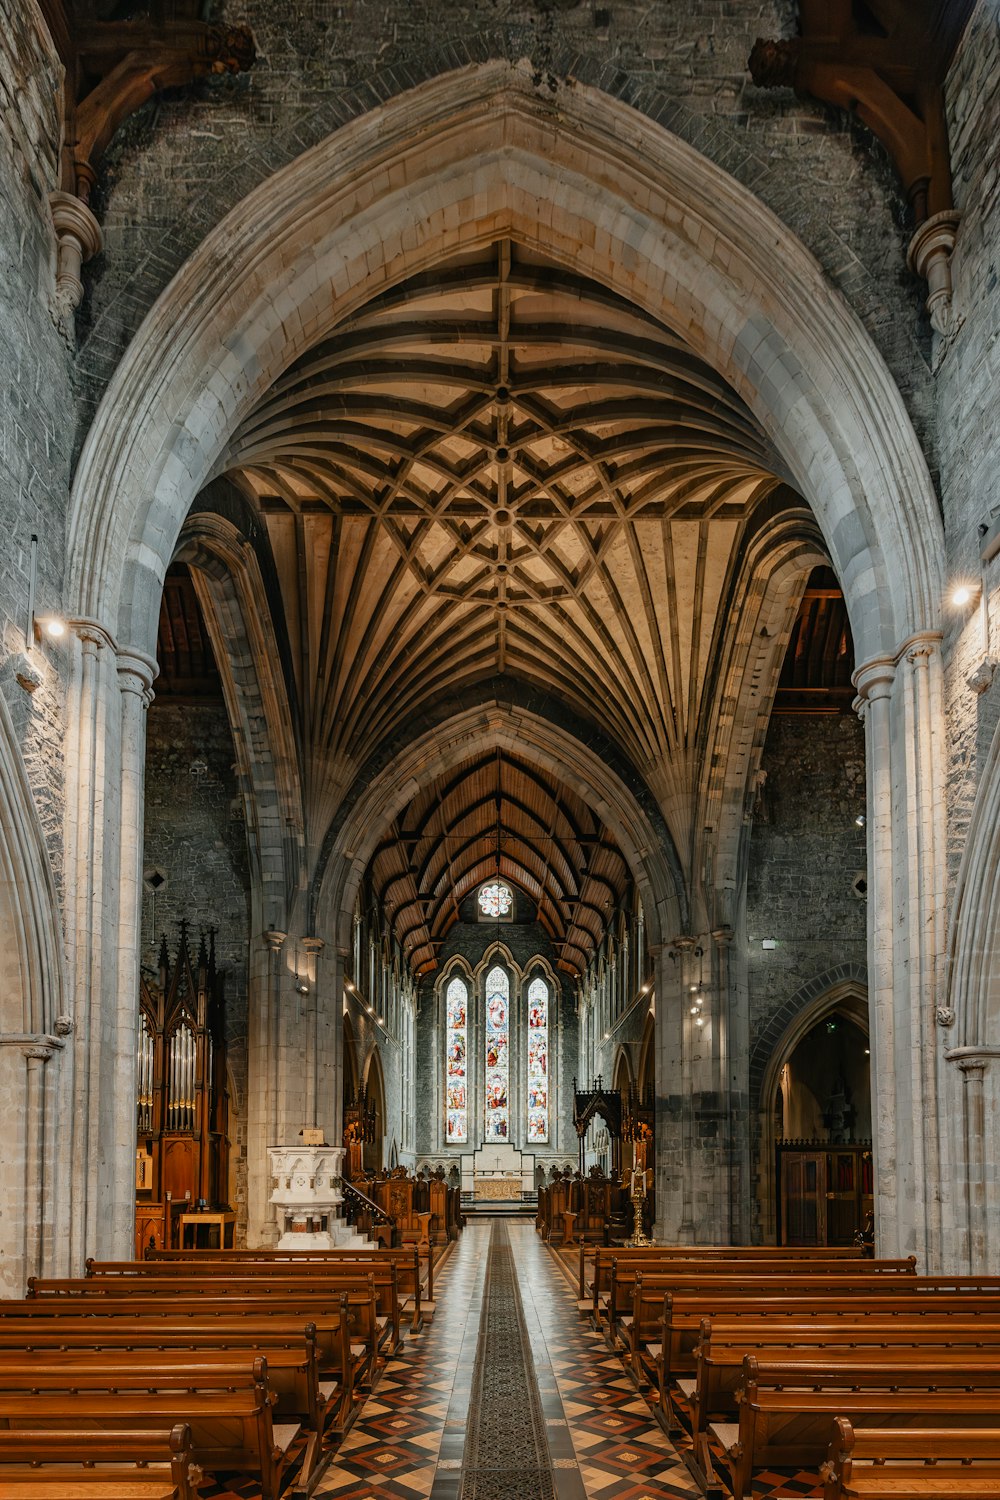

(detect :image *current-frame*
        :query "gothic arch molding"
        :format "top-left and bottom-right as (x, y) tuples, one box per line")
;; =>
(311, 701), (684, 966)
(67, 60), (942, 669)
(172, 509), (305, 927)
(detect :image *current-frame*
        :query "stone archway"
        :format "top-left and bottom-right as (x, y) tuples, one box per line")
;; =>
(751, 972), (869, 1245)
(61, 58), (950, 1263)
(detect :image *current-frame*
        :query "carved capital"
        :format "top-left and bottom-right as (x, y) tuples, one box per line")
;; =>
(69, 617), (116, 653)
(852, 654), (896, 705)
(117, 646), (159, 701)
(264, 927), (287, 953)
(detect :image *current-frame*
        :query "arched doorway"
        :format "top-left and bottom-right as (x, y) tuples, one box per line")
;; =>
(756, 981), (870, 1246)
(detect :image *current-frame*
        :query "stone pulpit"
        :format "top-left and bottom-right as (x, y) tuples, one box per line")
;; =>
(269, 1142), (357, 1248)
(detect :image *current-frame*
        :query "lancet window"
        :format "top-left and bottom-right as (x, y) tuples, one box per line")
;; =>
(484, 964), (510, 1140)
(445, 975), (468, 1144)
(526, 974), (549, 1143)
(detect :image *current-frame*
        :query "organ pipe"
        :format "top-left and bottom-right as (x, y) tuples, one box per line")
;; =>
(135, 922), (230, 1212)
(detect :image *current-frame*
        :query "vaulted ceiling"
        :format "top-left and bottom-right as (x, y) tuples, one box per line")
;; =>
(223, 240), (782, 797)
(211, 238), (826, 972)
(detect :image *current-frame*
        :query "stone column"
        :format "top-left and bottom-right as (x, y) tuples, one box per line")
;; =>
(853, 633), (947, 1266)
(114, 649), (157, 1257)
(853, 655), (896, 1254)
(22, 1042), (55, 1283)
(246, 927), (285, 1246)
(713, 925), (742, 1243)
(60, 622), (116, 1269)
(943, 1047), (1000, 1272)
(0, 1035), (62, 1293)
(301, 930), (325, 1128)
(58, 624), (158, 1271)
(654, 937), (694, 1242)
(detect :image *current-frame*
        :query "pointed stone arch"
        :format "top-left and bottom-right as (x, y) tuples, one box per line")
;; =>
(68, 61), (941, 666)
(752, 971), (869, 1244)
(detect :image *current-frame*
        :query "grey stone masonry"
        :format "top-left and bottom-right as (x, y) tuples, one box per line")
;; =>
(78, 0), (932, 458)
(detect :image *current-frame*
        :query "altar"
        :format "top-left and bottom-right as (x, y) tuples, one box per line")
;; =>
(474, 1174), (522, 1200)
(462, 1142), (535, 1200)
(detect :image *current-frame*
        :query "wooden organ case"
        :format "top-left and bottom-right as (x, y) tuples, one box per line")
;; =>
(135, 925), (231, 1254)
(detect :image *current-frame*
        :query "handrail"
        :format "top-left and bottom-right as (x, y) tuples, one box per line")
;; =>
(342, 1179), (394, 1228)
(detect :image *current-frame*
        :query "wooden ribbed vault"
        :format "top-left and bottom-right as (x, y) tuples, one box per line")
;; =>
(222, 241), (782, 806)
(366, 750), (632, 977)
(212, 238), (824, 975)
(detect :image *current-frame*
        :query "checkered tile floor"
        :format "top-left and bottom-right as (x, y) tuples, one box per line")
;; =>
(196, 1225), (825, 1499)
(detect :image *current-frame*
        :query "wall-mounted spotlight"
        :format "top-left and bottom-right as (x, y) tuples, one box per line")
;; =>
(952, 583), (978, 608)
(294, 975), (309, 995)
(855, 813), (866, 828)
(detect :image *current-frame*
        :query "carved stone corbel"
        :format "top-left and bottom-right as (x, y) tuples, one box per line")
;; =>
(49, 190), (102, 333)
(908, 210), (962, 337)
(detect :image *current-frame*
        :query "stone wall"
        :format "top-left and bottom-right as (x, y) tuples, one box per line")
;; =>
(940, 3), (1000, 887)
(142, 699), (251, 1228)
(745, 711), (868, 1046)
(78, 0), (932, 460)
(0, 1), (73, 887)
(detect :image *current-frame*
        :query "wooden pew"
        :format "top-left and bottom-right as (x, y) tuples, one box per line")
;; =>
(583, 1247), (914, 1323)
(577, 1241), (871, 1305)
(0, 1309), (361, 1437)
(146, 1243), (434, 1308)
(685, 1316), (1000, 1445)
(603, 1258), (917, 1344)
(716, 1354), (1000, 1499)
(600, 1265), (930, 1348)
(0, 1357), (298, 1500)
(820, 1418), (1000, 1499)
(28, 1270), (399, 1363)
(0, 1342), (346, 1483)
(0, 1425), (196, 1500)
(90, 1245), (428, 1332)
(0, 1289), (377, 1398)
(651, 1293), (1000, 1426)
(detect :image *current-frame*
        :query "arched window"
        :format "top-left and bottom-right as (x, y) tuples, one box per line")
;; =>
(478, 881), (514, 921)
(484, 964), (510, 1140)
(527, 975), (549, 1143)
(445, 976), (468, 1144)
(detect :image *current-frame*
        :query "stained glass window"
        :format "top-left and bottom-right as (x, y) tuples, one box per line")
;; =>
(527, 975), (549, 1143)
(484, 964), (509, 1141)
(478, 882), (513, 919)
(445, 976), (468, 1144)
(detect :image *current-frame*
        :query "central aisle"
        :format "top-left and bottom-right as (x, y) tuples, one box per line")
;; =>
(314, 1222), (697, 1500)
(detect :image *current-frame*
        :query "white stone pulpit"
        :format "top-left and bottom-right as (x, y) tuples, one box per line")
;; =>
(269, 1144), (351, 1248)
